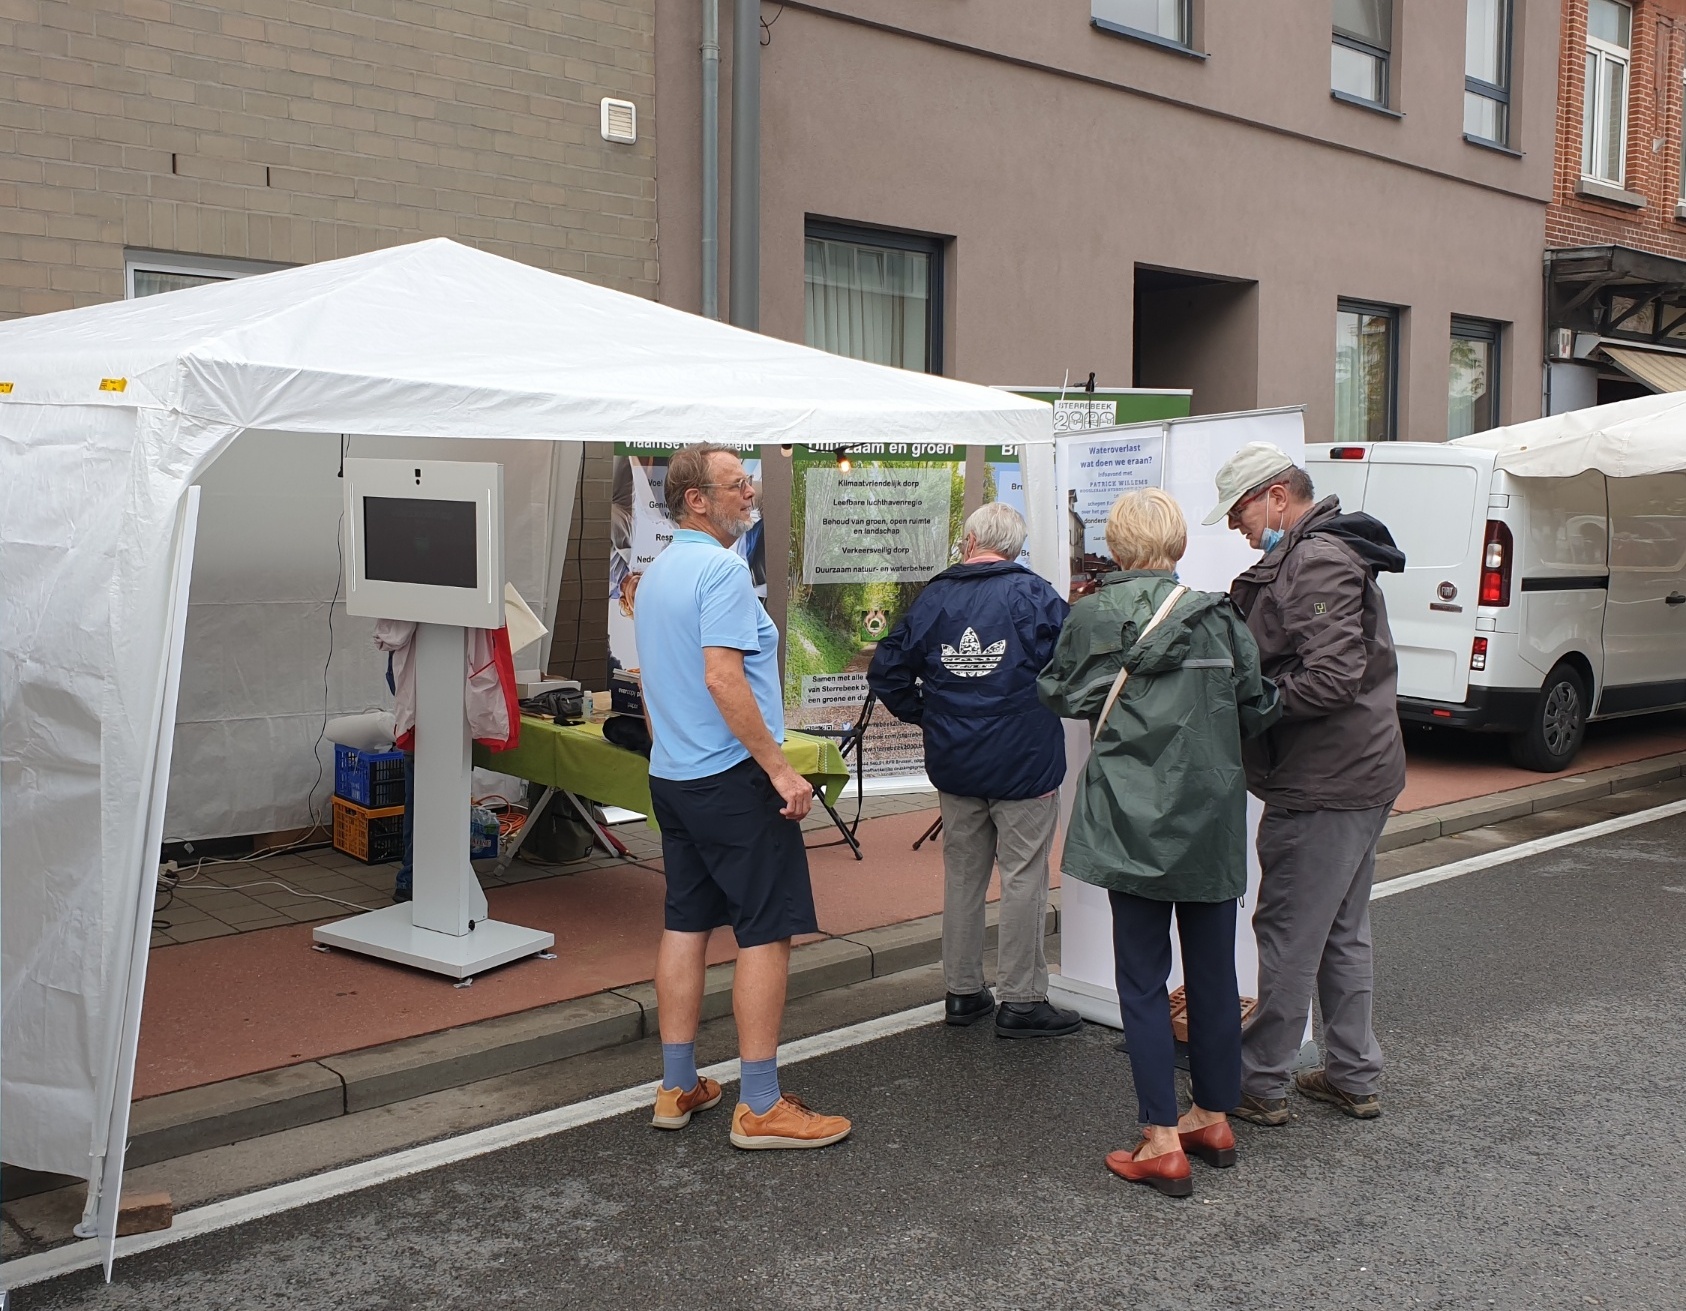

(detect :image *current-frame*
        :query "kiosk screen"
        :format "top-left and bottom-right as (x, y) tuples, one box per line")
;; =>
(364, 496), (477, 589)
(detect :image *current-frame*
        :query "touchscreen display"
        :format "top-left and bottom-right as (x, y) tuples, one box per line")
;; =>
(363, 496), (477, 589)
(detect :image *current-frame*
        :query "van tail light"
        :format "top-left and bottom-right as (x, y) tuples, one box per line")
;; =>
(1470, 636), (1488, 671)
(1479, 521), (1513, 607)
(1328, 446), (1367, 460)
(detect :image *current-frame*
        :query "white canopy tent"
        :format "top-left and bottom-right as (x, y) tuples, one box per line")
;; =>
(0, 238), (1052, 1255)
(1453, 391), (1686, 476)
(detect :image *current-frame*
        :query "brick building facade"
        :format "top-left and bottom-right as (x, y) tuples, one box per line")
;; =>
(1547, 0), (1686, 409)
(0, 0), (653, 682)
(1549, 0), (1686, 252)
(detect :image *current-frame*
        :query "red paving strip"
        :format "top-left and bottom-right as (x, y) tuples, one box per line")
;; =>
(135, 807), (967, 1100)
(1394, 712), (1686, 813)
(135, 711), (1686, 1102)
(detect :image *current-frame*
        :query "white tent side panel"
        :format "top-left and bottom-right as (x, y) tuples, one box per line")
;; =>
(167, 432), (566, 840)
(1, 404), (240, 1177)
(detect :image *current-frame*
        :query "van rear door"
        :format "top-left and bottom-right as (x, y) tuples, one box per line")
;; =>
(1355, 445), (1489, 704)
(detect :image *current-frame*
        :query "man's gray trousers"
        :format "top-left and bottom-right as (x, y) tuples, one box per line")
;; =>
(1242, 802), (1391, 1099)
(937, 792), (1057, 1004)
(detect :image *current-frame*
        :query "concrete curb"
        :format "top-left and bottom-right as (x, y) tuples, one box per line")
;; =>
(1376, 750), (1686, 851)
(124, 748), (1686, 1170)
(126, 904), (1054, 1170)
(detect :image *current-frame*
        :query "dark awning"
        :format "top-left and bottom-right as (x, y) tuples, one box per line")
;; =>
(1547, 245), (1686, 346)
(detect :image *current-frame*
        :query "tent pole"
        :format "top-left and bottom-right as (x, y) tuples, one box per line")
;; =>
(729, 0), (760, 330)
(701, 0), (720, 319)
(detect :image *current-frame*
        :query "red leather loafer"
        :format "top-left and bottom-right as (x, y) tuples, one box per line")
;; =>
(1105, 1142), (1193, 1197)
(1178, 1120), (1237, 1168)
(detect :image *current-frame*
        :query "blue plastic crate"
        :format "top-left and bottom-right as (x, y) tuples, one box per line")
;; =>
(334, 744), (406, 809)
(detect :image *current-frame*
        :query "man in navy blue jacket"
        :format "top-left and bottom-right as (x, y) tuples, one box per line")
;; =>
(868, 503), (1080, 1038)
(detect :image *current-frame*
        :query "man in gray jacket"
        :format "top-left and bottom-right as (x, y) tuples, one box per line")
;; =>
(1205, 442), (1406, 1126)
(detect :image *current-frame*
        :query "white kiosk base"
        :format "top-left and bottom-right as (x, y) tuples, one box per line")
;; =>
(315, 621), (553, 979)
(314, 901), (552, 980)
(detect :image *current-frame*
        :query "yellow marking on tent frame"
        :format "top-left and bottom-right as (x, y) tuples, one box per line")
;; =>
(99, 377), (127, 392)
(0, 382), (13, 394)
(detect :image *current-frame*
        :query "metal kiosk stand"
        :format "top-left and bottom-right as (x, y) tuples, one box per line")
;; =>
(314, 458), (554, 979)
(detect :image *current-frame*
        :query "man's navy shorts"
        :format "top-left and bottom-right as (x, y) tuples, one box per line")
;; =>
(647, 757), (819, 948)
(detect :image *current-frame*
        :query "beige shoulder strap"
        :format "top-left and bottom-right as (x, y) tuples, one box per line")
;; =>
(1092, 584), (1189, 743)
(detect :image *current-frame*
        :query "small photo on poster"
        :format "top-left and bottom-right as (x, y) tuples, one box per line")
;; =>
(608, 444), (764, 688)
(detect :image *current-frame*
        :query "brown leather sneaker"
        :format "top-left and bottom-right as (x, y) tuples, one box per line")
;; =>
(729, 1095), (852, 1150)
(1231, 1092), (1290, 1127)
(1294, 1068), (1380, 1120)
(651, 1076), (723, 1130)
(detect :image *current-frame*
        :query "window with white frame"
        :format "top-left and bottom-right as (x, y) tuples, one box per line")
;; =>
(1679, 71), (1686, 202)
(124, 251), (289, 299)
(1332, 0), (1392, 107)
(1582, 0), (1631, 185)
(1464, 0), (1512, 145)
(1092, 0), (1191, 49)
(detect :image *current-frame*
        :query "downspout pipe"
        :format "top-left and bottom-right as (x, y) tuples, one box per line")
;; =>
(701, 0), (720, 319)
(730, 0), (760, 330)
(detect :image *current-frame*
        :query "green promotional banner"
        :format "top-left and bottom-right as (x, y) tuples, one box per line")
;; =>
(785, 443), (966, 779)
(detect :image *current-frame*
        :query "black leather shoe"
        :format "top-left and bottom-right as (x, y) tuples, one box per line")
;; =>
(994, 1000), (1082, 1039)
(945, 989), (996, 1026)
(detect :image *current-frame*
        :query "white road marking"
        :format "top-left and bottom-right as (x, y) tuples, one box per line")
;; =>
(9, 795), (1686, 1291)
(0, 1002), (943, 1290)
(1370, 797), (1686, 901)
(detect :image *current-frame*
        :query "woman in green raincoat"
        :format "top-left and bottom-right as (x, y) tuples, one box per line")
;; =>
(1037, 487), (1279, 1198)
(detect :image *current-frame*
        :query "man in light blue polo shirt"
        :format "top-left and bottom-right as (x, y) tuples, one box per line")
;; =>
(634, 442), (852, 1152)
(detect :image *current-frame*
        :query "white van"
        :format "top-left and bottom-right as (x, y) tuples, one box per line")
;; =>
(1306, 442), (1686, 771)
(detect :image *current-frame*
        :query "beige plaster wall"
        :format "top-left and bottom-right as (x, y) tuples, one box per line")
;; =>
(656, 0), (1559, 441)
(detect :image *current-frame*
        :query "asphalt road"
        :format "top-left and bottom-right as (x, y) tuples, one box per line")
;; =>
(18, 811), (1686, 1310)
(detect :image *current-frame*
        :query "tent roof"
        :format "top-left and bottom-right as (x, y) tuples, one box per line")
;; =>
(0, 238), (1049, 445)
(1451, 391), (1686, 478)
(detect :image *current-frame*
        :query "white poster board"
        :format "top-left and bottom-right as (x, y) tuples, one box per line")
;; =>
(1035, 408), (1306, 1026)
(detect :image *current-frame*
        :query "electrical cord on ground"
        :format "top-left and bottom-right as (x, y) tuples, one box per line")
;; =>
(174, 878), (370, 914)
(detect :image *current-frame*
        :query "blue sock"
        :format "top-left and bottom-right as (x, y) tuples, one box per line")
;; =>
(661, 1042), (698, 1091)
(740, 1056), (781, 1114)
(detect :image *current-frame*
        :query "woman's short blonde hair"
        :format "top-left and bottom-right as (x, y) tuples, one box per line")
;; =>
(1104, 487), (1188, 569)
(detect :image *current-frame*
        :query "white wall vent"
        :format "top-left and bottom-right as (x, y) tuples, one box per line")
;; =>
(600, 98), (637, 144)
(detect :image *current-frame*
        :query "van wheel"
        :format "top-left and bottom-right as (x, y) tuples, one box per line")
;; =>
(1507, 665), (1587, 772)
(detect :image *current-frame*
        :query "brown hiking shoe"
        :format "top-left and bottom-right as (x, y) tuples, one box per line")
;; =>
(651, 1076), (723, 1130)
(729, 1095), (852, 1150)
(1231, 1093), (1291, 1127)
(1294, 1068), (1380, 1119)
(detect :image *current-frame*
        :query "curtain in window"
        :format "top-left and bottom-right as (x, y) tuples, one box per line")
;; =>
(132, 270), (225, 298)
(1333, 0), (1391, 49)
(1465, 0), (1506, 83)
(804, 237), (930, 371)
(1093, 0), (1185, 41)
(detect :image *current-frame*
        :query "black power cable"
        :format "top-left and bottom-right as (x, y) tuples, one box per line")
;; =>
(305, 434), (348, 829)
(563, 449), (590, 678)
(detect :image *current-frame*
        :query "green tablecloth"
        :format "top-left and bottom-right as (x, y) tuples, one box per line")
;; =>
(474, 717), (850, 818)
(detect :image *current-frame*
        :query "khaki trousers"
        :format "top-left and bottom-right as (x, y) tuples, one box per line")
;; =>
(937, 792), (1057, 1003)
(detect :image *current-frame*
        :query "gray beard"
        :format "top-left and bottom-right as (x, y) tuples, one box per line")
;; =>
(708, 506), (752, 541)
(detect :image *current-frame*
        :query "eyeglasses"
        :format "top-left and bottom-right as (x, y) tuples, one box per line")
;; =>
(1226, 487), (1270, 524)
(701, 477), (755, 494)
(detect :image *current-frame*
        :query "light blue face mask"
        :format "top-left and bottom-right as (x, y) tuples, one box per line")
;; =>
(1260, 526), (1285, 554)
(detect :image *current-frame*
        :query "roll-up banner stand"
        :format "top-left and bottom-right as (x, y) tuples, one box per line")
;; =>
(1024, 408), (1307, 1029)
